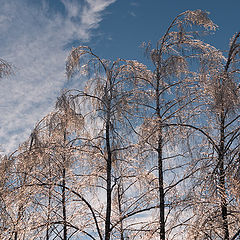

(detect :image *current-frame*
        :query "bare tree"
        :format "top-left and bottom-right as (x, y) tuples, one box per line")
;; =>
(2, 9), (240, 240)
(0, 95), (86, 239)
(185, 32), (240, 240)
(26, 95), (85, 240)
(137, 10), (222, 240)
(66, 46), (155, 240)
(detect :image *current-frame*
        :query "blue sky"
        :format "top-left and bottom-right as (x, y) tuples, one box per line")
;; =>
(0, 0), (239, 153)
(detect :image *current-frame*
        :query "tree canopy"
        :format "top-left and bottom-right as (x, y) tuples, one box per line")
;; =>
(0, 10), (240, 240)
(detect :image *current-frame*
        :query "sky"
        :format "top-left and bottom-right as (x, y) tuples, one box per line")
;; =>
(0, 0), (239, 153)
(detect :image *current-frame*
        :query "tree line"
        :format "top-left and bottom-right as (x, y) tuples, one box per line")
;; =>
(0, 10), (240, 240)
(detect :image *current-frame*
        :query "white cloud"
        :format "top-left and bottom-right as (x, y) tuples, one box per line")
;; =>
(81, 0), (115, 28)
(129, 11), (136, 17)
(61, 0), (81, 18)
(0, 0), (116, 153)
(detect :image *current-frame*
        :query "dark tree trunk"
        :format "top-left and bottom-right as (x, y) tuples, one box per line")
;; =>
(46, 159), (52, 240)
(14, 231), (17, 240)
(105, 103), (112, 240)
(14, 204), (23, 240)
(219, 112), (229, 240)
(46, 189), (51, 240)
(158, 130), (165, 240)
(62, 130), (67, 240)
(62, 167), (67, 240)
(156, 70), (165, 240)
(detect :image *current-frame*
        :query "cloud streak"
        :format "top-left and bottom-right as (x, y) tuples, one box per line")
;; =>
(0, 0), (116, 153)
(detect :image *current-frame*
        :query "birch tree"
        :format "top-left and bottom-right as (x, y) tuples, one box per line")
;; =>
(66, 47), (155, 240)
(2, 9), (240, 240)
(137, 10), (222, 240)
(0, 95), (86, 239)
(0, 151), (39, 240)
(24, 95), (85, 240)
(186, 32), (240, 240)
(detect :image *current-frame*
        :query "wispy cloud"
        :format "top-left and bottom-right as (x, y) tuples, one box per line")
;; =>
(129, 11), (136, 17)
(0, 0), (116, 153)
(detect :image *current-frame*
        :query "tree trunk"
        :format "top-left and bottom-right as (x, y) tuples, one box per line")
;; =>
(14, 204), (23, 240)
(105, 107), (112, 240)
(62, 167), (67, 240)
(46, 158), (52, 240)
(158, 130), (165, 240)
(219, 112), (229, 240)
(62, 130), (67, 240)
(14, 231), (17, 240)
(46, 188), (51, 240)
(156, 70), (165, 240)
